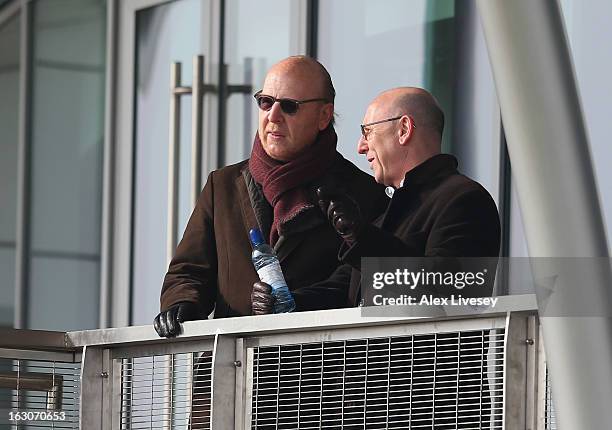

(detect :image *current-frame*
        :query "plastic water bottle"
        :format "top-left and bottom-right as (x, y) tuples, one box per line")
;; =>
(249, 228), (296, 313)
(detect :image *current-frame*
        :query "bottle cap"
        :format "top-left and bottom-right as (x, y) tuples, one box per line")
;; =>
(249, 228), (264, 245)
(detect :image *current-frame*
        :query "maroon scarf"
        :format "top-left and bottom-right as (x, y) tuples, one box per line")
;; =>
(249, 127), (338, 246)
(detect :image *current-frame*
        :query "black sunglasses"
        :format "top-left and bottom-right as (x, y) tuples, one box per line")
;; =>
(254, 90), (329, 115)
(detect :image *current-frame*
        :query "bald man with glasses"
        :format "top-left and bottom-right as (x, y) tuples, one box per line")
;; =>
(307, 86), (501, 428)
(154, 56), (386, 337)
(315, 87), (501, 307)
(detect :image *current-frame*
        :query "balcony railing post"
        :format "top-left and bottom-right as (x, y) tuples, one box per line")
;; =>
(79, 346), (105, 430)
(210, 334), (237, 429)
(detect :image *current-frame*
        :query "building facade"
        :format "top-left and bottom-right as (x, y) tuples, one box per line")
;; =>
(0, 0), (610, 331)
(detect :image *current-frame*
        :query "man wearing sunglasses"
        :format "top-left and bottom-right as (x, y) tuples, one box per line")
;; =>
(315, 87), (501, 306)
(154, 56), (386, 336)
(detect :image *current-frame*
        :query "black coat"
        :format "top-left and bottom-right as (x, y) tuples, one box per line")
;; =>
(298, 154), (501, 309)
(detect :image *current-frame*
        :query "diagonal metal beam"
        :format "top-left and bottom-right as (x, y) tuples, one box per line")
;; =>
(477, 0), (612, 428)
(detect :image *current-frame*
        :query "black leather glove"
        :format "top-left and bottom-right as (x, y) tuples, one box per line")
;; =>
(153, 302), (200, 337)
(316, 186), (363, 245)
(252, 282), (274, 315)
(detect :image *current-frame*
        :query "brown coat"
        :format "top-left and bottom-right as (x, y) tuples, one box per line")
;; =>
(160, 153), (386, 317)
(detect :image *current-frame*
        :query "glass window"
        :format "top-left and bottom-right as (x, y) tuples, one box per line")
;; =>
(29, 257), (100, 331)
(27, 0), (106, 330)
(318, 0), (457, 173)
(0, 13), (20, 327)
(223, 0), (304, 166)
(560, 0), (612, 246)
(132, 0), (207, 325)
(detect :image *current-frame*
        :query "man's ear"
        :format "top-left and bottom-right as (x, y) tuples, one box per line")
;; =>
(398, 115), (415, 145)
(318, 103), (334, 130)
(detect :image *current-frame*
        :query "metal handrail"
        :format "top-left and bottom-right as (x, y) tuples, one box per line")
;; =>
(0, 294), (537, 350)
(0, 294), (545, 430)
(66, 294), (537, 348)
(0, 327), (69, 351)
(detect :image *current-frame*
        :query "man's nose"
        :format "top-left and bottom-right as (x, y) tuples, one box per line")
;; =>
(268, 102), (283, 123)
(357, 136), (368, 154)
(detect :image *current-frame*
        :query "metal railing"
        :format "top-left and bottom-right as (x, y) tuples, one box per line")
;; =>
(0, 294), (554, 429)
(0, 329), (82, 428)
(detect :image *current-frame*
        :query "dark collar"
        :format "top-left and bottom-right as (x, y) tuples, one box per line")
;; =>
(400, 153), (458, 189)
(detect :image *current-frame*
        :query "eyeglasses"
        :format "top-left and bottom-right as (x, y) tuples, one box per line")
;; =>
(254, 90), (329, 115)
(360, 116), (415, 140)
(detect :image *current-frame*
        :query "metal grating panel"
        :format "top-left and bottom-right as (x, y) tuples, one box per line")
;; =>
(251, 329), (505, 429)
(545, 367), (557, 430)
(0, 357), (81, 428)
(120, 351), (212, 429)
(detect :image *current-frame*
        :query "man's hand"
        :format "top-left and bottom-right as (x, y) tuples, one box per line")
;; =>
(316, 186), (363, 245)
(153, 302), (200, 337)
(252, 282), (274, 315)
